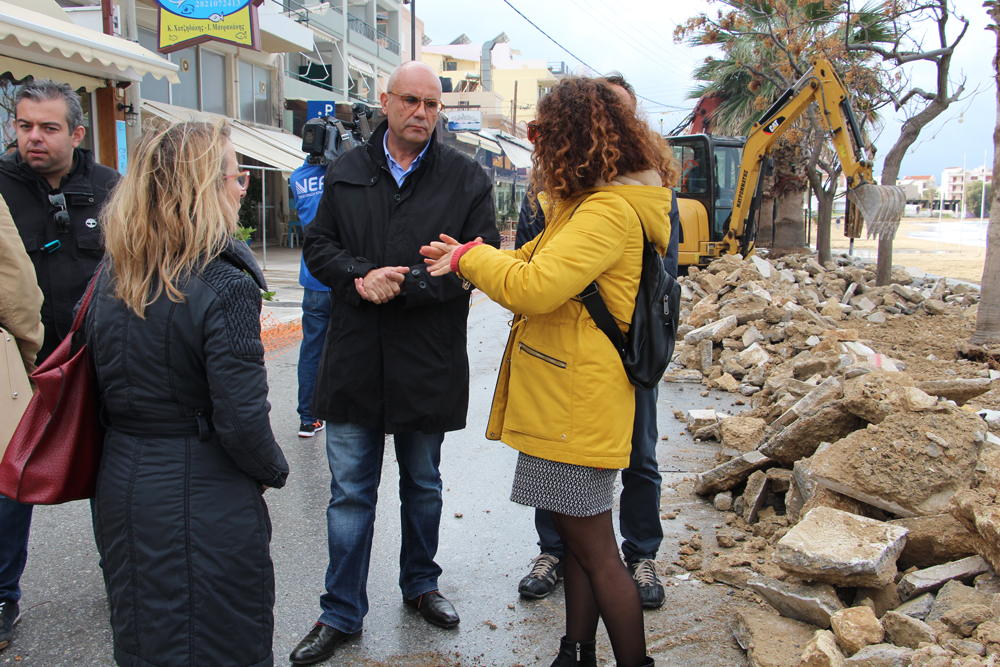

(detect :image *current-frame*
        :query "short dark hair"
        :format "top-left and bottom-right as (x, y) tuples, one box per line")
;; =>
(14, 79), (85, 132)
(600, 72), (637, 103)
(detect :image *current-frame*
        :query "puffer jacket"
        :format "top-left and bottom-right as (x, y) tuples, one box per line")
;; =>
(85, 239), (288, 667)
(458, 174), (673, 469)
(0, 193), (43, 371)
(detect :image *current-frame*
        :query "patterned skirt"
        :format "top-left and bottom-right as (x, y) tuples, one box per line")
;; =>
(510, 452), (618, 517)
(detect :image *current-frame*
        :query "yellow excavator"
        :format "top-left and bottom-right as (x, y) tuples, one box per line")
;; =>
(669, 58), (906, 269)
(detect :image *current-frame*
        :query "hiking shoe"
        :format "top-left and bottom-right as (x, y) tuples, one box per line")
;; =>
(518, 553), (564, 599)
(0, 600), (20, 650)
(630, 559), (665, 609)
(298, 420), (325, 438)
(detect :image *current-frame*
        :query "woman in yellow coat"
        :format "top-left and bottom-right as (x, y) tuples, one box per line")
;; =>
(422, 77), (673, 667)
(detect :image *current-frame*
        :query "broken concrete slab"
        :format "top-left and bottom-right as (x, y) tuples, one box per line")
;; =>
(773, 507), (908, 588)
(840, 370), (916, 424)
(881, 610), (938, 649)
(941, 603), (992, 637)
(743, 326), (765, 348)
(944, 637), (986, 657)
(830, 606), (884, 655)
(801, 487), (883, 521)
(895, 593), (935, 620)
(758, 401), (865, 467)
(740, 342), (771, 368)
(915, 378), (993, 406)
(770, 377), (845, 432)
(662, 369), (704, 383)
(743, 470), (769, 523)
(687, 409), (719, 432)
(843, 643), (913, 667)
(712, 372), (741, 393)
(731, 608), (818, 667)
(889, 515), (978, 570)
(714, 491), (733, 511)
(745, 575), (844, 629)
(694, 451), (772, 495)
(751, 255), (773, 278)
(767, 468), (794, 494)
(922, 299), (947, 315)
(684, 314), (738, 346)
(721, 416), (767, 452)
(806, 408), (984, 518)
(698, 338), (715, 374)
(799, 629), (846, 667)
(926, 579), (990, 624)
(897, 556), (992, 601)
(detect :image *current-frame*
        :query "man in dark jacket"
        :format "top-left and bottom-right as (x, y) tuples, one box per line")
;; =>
(514, 76), (680, 611)
(291, 61), (500, 665)
(0, 79), (119, 651)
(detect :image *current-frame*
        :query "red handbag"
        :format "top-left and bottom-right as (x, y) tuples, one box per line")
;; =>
(0, 271), (104, 504)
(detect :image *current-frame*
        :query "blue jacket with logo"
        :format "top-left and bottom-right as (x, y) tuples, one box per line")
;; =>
(291, 161), (330, 292)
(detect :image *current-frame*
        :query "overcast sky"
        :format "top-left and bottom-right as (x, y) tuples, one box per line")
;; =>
(416, 0), (995, 182)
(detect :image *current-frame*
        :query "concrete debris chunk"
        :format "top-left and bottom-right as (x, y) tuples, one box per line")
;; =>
(686, 409), (719, 432)
(941, 603), (992, 637)
(830, 606), (884, 655)
(662, 369), (704, 383)
(894, 592), (936, 620)
(881, 610), (937, 649)
(758, 401), (865, 466)
(773, 507), (908, 588)
(915, 378), (993, 406)
(897, 556), (992, 601)
(684, 314), (738, 345)
(853, 582), (902, 619)
(746, 575), (844, 629)
(714, 491), (733, 511)
(925, 579), (990, 624)
(950, 488), (1000, 574)
(843, 643), (913, 667)
(740, 342), (771, 368)
(743, 470), (770, 523)
(731, 608), (818, 667)
(889, 515), (978, 570)
(720, 416), (767, 452)
(799, 629), (847, 667)
(712, 372), (741, 393)
(751, 255), (773, 278)
(694, 451), (772, 495)
(807, 408), (984, 518)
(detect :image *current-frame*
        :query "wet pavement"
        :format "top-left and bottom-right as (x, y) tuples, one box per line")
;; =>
(3, 248), (754, 666)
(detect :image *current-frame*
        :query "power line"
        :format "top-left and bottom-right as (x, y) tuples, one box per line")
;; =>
(498, 0), (688, 110)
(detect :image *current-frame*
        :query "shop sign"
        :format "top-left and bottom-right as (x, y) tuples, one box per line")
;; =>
(155, 0), (263, 53)
(446, 109), (482, 132)
(307, 100), (339, 120)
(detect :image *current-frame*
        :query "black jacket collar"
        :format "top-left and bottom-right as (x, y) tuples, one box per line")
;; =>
(220, 238), (268, 291)
(0, 147), (96, 194)
(364, 120), (438, 172)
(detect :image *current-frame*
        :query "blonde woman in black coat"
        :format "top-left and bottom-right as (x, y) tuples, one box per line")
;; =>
(84, 120), (288, 667)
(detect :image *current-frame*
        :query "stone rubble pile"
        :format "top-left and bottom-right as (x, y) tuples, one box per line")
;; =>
(665, 253), (1000, 666)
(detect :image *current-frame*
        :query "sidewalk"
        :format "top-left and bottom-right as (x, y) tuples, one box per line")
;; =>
(251, 243), (305, 324)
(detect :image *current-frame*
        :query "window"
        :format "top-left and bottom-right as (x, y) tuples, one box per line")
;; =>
(171, 46), (199, 110)
(137, 28), (169, 104)
(201, 50), (227, 115)
(239, 60), (271, 125)
(136, 28), (229, 115)
(445, 61), (457, 72)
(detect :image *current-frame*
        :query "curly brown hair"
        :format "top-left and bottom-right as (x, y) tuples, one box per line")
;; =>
(529, 77), (678, 214)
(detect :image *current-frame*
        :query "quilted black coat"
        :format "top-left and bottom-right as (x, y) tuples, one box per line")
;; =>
(303, 121), (500, 434)
(84, 240), (288, 667)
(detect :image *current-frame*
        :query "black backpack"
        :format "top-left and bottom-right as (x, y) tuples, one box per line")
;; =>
(578, 220), (681, 392)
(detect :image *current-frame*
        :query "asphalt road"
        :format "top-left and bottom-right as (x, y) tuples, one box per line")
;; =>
(3, 293), (752, 667)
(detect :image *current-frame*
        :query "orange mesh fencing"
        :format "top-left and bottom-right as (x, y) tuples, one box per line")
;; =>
(260, 307), (303, 360)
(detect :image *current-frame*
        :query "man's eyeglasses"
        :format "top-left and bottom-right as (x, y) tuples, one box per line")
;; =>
(225, 171), (250, 189)
(387, 91), (443, 116)
(48, 193), (70, 233)
(527, 120), (538, 144)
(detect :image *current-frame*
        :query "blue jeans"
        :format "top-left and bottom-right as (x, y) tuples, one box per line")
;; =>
(319, 423), (445, 633)
(0, 495), (33, 603)
(297, 288), (332, 423)
(535, 386), (662, 563)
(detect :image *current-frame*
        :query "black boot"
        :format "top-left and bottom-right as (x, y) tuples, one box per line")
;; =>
(628, 658), (654, 667)
(549, 636), (597, 667)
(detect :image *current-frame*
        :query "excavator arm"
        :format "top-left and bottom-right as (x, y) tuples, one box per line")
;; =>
(724, 58), (905, 256)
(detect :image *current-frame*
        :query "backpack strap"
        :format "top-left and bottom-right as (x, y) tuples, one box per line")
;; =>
(578, 281), (626, 356)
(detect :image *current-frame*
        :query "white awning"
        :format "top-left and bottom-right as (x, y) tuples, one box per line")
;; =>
(455, 132), (480, 147)
(347, 54), (374, 78)
(479, 138), (502, 154)
(0, 0), (178, 84)
(141, 101), (306, 173)
(0, 53), (103, 91)
(496, 136), (533, 169)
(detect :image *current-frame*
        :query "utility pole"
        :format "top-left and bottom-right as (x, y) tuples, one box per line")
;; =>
(408, 0), (416, 61)
(512, 80), (517, 132)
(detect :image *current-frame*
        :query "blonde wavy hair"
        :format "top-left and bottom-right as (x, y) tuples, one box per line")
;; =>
(102, 120), (236, 317)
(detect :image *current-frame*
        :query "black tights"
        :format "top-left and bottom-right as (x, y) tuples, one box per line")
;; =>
(551, 510), (646, 667)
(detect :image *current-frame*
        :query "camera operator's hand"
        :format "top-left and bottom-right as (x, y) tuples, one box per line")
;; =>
(355, 266), (409, 304)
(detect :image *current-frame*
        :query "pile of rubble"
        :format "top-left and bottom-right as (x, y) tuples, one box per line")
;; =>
(664, 252), (1000, 666)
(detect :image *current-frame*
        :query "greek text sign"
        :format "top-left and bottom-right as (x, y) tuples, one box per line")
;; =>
(156, 0), (262, 53)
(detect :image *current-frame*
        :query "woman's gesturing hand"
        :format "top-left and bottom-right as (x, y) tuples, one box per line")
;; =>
(419, 234), (463, 277)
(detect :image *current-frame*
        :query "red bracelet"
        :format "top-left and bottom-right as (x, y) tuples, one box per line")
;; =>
(450, 240), (483, 275)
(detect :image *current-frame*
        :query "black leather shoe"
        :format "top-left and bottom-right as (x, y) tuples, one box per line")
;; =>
(289, 623), (361, 665)
(403, 591), (460, 628)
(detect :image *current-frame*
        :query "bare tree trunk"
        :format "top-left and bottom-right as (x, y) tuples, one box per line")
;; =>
(972, 11), (1000, 344)
(756, 196), (776, 248)
(815, 190), (833, 265)
(772, 189), (807, 252)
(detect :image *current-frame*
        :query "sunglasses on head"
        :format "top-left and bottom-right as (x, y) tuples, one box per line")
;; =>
(388, 91), (443, 115)
(48, 192), (70, 233)
(527, 120), (538, 144)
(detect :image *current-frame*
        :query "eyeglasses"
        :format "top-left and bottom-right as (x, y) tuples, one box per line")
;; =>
(48, 192), (70, 233)
(225, 171), (250, 189)
(387, 91), (443, 116)
(527, 120), (538, 144)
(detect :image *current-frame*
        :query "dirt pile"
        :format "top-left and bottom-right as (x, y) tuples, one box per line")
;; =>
(668, 252), (1000, 666)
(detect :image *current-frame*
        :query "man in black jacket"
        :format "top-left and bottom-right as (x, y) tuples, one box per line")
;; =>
(291, 61), (500, 665)
(0, 79), (119, 651)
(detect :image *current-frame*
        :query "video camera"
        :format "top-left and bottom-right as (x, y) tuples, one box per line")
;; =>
(301, 103), (378, 165)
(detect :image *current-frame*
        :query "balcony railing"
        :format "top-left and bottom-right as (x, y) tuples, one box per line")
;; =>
(285, 68), (345, 96)
(348, 16), (375, 40)
(347, 15), (401, 58)
(377, 30), (400, 55)
(282, 0), (343, 31)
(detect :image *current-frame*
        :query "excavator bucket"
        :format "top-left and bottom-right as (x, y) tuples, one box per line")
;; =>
(847, 184), (907, 239)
